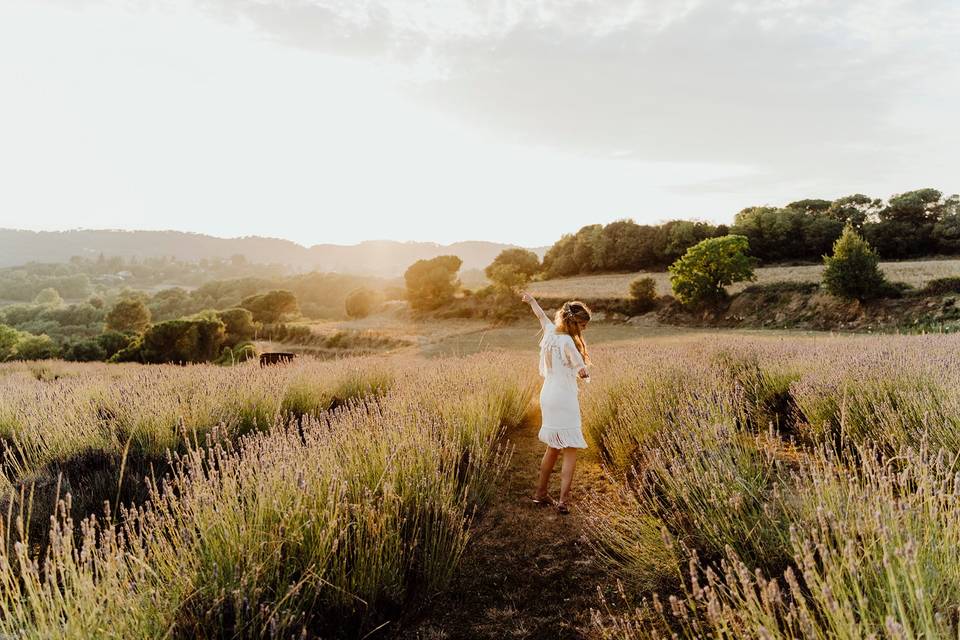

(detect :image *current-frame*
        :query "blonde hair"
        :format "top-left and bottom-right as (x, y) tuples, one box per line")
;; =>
(553, 300), (591, 364)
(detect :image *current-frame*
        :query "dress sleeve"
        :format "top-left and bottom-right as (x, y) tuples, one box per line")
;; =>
(539, 315), (554, 333)
(562, 338), (587, 371)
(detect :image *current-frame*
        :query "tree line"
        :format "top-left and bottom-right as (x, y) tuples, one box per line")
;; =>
(542, 188), (960, 278)
(0, 287), (300, 364)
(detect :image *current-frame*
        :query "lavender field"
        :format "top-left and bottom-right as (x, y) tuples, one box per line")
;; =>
(0, 355), (533, 638)
(584, 334), (960, 638)
(1, 334), (959, 638)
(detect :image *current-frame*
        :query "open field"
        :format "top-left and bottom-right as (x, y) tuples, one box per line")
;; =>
(527, 258), (960, 299)
(1, 330), (960, 637)
(288, 307), (828, 359)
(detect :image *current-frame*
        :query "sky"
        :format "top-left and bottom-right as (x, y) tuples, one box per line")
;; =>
(0, 0), (957, 247)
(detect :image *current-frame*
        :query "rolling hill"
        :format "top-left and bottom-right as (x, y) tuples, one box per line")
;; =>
(0, 229), (546, 276)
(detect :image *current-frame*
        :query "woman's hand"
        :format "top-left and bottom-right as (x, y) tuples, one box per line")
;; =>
(520, 291), (534, 305)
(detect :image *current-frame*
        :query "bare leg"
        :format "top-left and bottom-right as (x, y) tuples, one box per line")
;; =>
(534, 447), (560, 499)
(558, 448), (578, 506)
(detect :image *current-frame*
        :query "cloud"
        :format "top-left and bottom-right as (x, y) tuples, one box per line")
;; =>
(33, 0), (960, 201)
(191, 1), (958, 182)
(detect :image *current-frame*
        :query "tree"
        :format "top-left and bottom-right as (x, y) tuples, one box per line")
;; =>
(484, 248), (541, 289)
(595, 220), (644, 271)
(404, 255), (462, 311)
(33, 288), (63, 306)
(149, 287), (192, 321)
(786, 199), (832, 214)
(344, 288), (379, 318)
(0, 324), (22, 361)
(541, 235), (579, 278)
(106, 299), (151, 333)
(880, 188), (948, 224)
(826, 194), (881, 229)
(802, 215), (846, 258)
(571, 225), (603, 272)
(241, 290), (299, 324)
(216, 308), (258, 346)
(97, 331), (135, 359)
(822, 224), (887, 300)
(867, 188), (948, 258)
(668, 235), (755, 306)
(629, 276), (658, 313)
(660, 220), (723, 264)
(63, 339), (107, 362)
(11, 334), (58, 361)
(730, 207), (782, 262)
(933, 207), (960, 253)
(118, 318), (227, 364)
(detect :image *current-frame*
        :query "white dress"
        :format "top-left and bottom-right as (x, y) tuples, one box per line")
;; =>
(537, 320), (589, 449)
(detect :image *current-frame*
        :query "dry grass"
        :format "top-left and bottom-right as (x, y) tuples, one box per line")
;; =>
(528, 258), (960, 299)
(581, 333), (960, 639)
(0, 354), (534, 638)
(3, 329), (960, 638)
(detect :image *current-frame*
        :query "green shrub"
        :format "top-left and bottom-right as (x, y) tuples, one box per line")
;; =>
(628, 276), (657, 313)
(32, 287), (63, 306)
(240, 290), (299, 324)
(0, 324), (22, 361)
(109, 336), (144, 363)
(105, 298), (151, 333)
(62, 338), (107, 362)
(484, 248), (541, 289)
(215, 308), (258, 346)
(114, 318), (227, 364)
(344, 287), (379, 318)
(922, 276), (960, 295)
(404, 255), (462, 311)
(877, 280), (913, 298)
(822, 224), (887, 299)
(668, 235), (755, 306)
(215, 342), (257, 366)
(10, 334), (58, 360)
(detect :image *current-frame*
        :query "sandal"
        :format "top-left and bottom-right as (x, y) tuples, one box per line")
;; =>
(530, 495), (554, 506)
(556, 502), (570, 515)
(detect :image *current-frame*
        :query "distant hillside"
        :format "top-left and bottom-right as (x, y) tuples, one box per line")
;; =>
(0, 229), (546, 276)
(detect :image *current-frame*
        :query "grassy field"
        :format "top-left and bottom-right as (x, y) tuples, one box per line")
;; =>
(0, 354), (533, 638)
(1, 330), (960, 637)
(527, 258), (960, 299)
(288, 305), (826, 359)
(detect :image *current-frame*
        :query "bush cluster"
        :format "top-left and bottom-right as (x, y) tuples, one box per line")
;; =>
(542, 188), (959, 279)
(628, 276), (658, 313)
(668, 235), (755, 305)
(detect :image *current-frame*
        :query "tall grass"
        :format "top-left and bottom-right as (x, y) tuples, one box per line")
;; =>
(0, 353), (534, 638)
(6, 332), (960, 637)
(595, 445), (960, 639)
(584, 334), (960, 638)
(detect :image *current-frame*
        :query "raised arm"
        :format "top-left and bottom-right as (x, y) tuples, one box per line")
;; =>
(520, 291), (553, 331)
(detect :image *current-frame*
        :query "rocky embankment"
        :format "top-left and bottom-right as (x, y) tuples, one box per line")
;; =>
(566, 284), (960, 333)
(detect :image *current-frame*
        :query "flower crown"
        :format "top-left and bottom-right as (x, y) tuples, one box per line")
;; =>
(561, 301), (590, 321)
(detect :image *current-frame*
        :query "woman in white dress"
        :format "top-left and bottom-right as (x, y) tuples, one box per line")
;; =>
(520, 291), (592, 514)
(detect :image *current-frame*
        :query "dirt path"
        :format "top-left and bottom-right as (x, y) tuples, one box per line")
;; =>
(400, 410), (621, 639)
